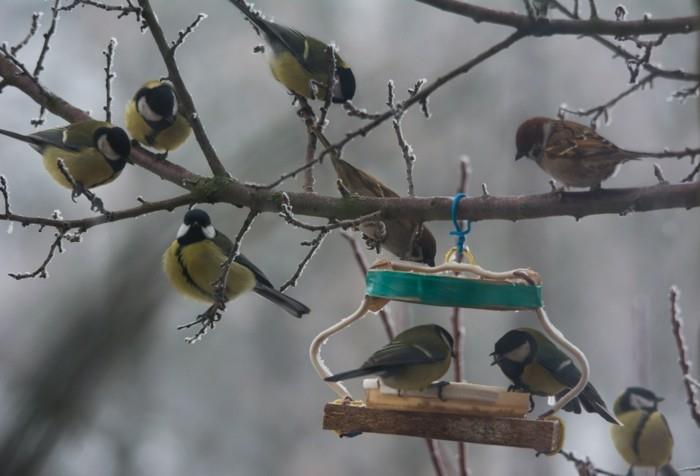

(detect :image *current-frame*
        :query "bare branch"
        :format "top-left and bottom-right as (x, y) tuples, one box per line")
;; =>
(343, 101), (384, 120)
(58, 0), (142, 20)
(280, 193), (382, 232)
(29, 0), (61, 127)
(11, 12), (42, 56)
(102, 37), (117, 122)
(415, 0), (700, 36)
(684, 162), (700, 182)
(279, 230), (330, 292)
(56, 159), (111, 216)
(138, 0), (229, 177)
(558, 450), (625, 476)
(170, 12), (207, 54)
(8, 228), (83, 280)
(669, 287), (700, 428)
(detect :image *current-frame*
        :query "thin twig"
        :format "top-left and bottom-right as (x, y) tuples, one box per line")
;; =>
(280, 193), (382, 232)
(558, 73), (655, 129)
(279, 230), (330, 292)
(170, 13), (207, 54)
(8, 229), (83, 280)
(56, 159), (111, 216)
(682, 162), (700, 182)
(587, 0), (598, 19)
(11, 12), (42, 56)
(558, 450), (625, 476)
(30, 0), (61, 127)
(102, 38), (117, 122)
(669, 287), (700, 428)
(58, 0), (142, 19)
(343, 101), (384, 120)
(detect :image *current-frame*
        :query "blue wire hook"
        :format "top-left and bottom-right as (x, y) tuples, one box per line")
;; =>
(450, 193), (471, 256)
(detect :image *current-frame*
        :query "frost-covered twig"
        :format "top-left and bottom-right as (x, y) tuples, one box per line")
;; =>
(669, 287), (700, 428)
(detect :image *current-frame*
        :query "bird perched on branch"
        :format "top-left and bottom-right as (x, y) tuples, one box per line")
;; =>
(515, 117), (652, 190)
(325, 324), (454, 392)
(610, 387), (678, 476)
(228, 0), (355, 103)
(125, 79), (191, 153)
(163, 209), (310, 318)
(491, 328), (619, 424)
(331, 155), (436, 266)
(0, 120), (130, 189)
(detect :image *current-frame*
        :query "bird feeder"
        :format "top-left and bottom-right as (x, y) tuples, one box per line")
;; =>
(310, 259), (590, 453)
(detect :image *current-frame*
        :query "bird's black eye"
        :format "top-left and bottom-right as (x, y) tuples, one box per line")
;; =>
(183, 208), (211, 227)
(147, 83), (177, 117)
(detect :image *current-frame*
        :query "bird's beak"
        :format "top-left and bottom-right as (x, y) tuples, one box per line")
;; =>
(656, 396), (665, 402)
(514, 152), (524, 161)
(489, 352), (502, 366)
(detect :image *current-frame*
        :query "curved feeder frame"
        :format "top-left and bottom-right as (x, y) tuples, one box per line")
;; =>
(310, 260), (590, 453)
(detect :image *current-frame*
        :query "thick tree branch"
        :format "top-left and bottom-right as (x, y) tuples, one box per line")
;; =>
(2, 28), (699, 226)
(415, 0), (700, 36)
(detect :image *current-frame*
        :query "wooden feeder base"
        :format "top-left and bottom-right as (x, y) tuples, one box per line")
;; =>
(323, 401), (563, 453)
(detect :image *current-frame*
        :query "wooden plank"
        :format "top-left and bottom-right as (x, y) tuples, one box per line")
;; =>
(323, 402), (563, 453)
(363, 380), (530, 417)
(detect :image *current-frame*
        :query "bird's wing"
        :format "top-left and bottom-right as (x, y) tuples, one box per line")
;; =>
(530, 331), (582, 388)
(363, 341), (447, 370)
(62, 121), (110, 151)
(262, 21), (313, 70)
(212, 231), (274, 288)
(331, 157), (400, 198)
(30, 127), (81, 152)
(547, 120), (630, 162)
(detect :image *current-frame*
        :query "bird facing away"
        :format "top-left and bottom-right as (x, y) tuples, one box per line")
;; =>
(162, 209), (310, 318)
(229, 1), (355, 103)
(125, 79), (191, 152)
(515, 117), (646, 190)
(325, 324), (453, 392)
(331, 156), (436, 266)
(611, 387), (678, 476)
(491, 327), (619, 424)
(0, 120), (130, 189)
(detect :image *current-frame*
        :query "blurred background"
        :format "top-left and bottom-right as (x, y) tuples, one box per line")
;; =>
(0, 0), (698, 475)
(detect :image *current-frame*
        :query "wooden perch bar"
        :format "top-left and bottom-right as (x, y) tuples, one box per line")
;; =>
(323, 402), (563, 453)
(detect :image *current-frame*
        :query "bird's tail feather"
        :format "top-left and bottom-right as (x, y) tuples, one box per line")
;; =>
(579, 384), (620, 424)
(324, 367), (376, 382)
(659, 464), (680, 476)
(254, 285), (310, 318)
(228, 0), (274, 37)
(0, 128), (40, 148)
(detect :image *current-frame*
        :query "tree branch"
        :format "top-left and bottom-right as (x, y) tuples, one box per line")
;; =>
(415, 0), (700, 36)
(669, 287), (700, 428)
(137, 0), (229, 177)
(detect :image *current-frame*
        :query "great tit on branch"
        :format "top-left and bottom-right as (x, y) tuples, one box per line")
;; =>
(611, 387), (678, 476)
(491, 327), (619, 424)
(229, 0), (356, 103)
(325, 324), (453, 392)
(0, 120), (130, 189)
(125, 80), (191, 153)
(163, 209), (310, 318)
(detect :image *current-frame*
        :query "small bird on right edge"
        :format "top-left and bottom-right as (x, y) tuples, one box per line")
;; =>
(325, 324), (453, 393)
(331, 156), (437, 266)
(515, 117), (650, 190)
(491, 328), (620, 424)
(610, 387), (678, 476)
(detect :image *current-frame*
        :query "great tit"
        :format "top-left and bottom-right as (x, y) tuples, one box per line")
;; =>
(125, 80), (191, 152)
(229, 1), (356, 103)
(325, 324), (453, 391)
(0, 120), (130, 189)
(491, 328), (619, 424)
(162, 209), (310, 318)
(611, 387), (678, 476)
(331, 156), (436, 266)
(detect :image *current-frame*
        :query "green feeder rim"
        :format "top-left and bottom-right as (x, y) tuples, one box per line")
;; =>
(365, 269), (543, 310)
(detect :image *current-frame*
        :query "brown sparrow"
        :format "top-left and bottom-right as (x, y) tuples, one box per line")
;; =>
(331, 156), (436, 266)
(515, 117), (643, 190)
